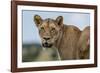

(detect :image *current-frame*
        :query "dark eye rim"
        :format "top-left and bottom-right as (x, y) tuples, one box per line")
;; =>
(51, 28), (55, 32)
(41, 27), (44, 30)
(39, 27), (45, 32)
(52, 28), (55, 30)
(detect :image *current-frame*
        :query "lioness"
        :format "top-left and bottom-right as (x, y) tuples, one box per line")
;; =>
(34, 15), (88, 60)
(78, 26), (90, 59)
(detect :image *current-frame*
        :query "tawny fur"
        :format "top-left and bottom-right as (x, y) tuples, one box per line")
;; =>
(78, 26), (90, 59)
(54, 25), (81, 60)
(34, 15), (90, 60)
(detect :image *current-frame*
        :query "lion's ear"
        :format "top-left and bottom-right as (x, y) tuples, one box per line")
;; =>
(56, 16), (63, 27)
(34, 15), (42, 27)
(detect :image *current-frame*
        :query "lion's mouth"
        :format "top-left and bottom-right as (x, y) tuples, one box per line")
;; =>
(42, 42), (53, 48)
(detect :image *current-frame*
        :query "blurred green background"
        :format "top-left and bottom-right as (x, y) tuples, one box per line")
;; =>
(22, 43), (60, 62)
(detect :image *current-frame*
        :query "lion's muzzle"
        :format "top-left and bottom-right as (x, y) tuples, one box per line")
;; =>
(42, 42), (53, 48)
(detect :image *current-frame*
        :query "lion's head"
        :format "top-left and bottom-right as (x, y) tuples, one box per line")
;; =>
(34, 15), (63, 48)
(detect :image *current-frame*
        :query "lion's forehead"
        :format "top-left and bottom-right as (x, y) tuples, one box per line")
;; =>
(41, 19), (58, 29)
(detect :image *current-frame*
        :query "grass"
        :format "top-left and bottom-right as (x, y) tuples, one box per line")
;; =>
(22, 43), (60, 62)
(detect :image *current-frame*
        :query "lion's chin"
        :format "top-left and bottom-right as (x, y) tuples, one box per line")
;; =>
(42, 43), (53, 48)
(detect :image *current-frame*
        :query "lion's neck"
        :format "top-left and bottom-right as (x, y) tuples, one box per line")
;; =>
(54, 26), (64, 49)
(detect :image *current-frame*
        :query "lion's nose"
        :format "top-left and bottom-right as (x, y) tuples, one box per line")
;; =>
(43, 37), (50, 40)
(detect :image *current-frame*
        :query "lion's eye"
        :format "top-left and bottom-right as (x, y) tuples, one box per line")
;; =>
(40, 27), (45, 32)
(51, 28), (55, 33)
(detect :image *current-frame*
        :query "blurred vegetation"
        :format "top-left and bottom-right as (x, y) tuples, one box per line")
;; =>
(22, 43), (60, 62)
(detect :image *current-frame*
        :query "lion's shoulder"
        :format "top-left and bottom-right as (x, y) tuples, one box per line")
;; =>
(63, 25), (81, 33)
